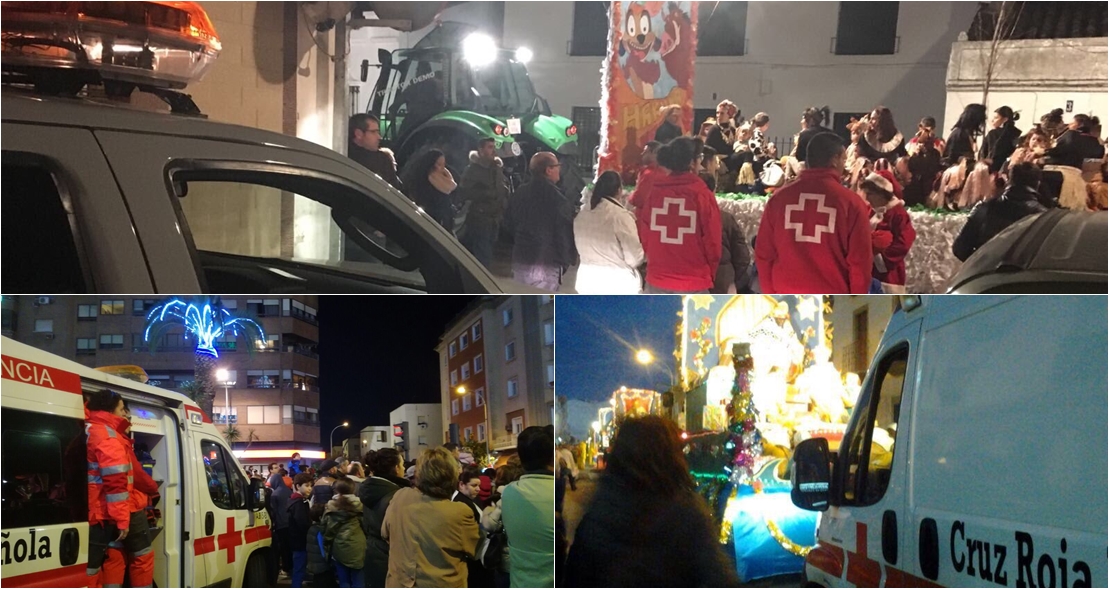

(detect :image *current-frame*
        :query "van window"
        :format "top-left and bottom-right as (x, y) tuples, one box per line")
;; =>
(169, 167), (465, 293)
(201, 440), (245, 510)
(1, 161), (88, 293)
(840, 347), (907, 506)
(1, 408), (88, 528)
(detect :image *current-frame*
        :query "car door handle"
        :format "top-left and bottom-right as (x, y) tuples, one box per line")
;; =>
(205, 511), (215, 536)
(919, 517), (940, 581)
(882, 509), (898, 565)
(59, 528), (80, 566)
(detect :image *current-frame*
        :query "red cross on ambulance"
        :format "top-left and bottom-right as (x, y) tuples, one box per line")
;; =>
(784, 193), (836, 244)
(650, 197), (697, 244)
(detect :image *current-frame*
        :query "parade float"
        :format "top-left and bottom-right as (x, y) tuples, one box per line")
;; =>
(674, 295), (865, 582)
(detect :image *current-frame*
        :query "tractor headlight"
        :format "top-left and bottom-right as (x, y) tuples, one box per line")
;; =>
(462, 33), (498, 68)
(515, 47), (533, 64)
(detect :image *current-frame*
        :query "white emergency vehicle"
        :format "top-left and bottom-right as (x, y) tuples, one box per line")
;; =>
(1, 1), (512, 295)
(1, 337), (275, 588)
(790, 295), (1107, 587)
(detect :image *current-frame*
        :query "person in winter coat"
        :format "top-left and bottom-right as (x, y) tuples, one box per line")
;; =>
(306, 503), (335, 587)
(654, 105), (684, 144)
(402, 149), (458, 232)
(84, 390), (156, 589)
(382, 447), (481, 588)
(564, 417), (739, 588)
(860, 171), (916, 289)
(455, 466), (495, 588)
(508, 153), (577, 291)
(573, 171), (645, 293)
(312, 459), (341, 507)
(756, 132), (873, 294)
(358, 448), (410, 587)
(704, 100), (739, 161)
(904, 117), (945, 207)
(501, 426), (556, 589)
(322, 480), (367, 588)
(482, 462), (524, 588)
(794, 107), (828, 166)
(637, 137), (723, 293)
(458, 138), (510, 267)
(288, 473), (314, 588)
(713, 208), (751, 294)
(953, 162), (1049, 261)
(348, 114), (404, 191)
(628, 141), (664, 211)
(979, 106), (1022, 174)
(288, 452), (303, 476)
(269, 467), (294, 578)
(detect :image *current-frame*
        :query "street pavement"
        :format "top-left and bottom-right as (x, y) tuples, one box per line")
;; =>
(562, 468), (805, 588)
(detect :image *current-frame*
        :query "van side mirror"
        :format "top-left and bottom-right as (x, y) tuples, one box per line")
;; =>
(791, 438), (832, 512)
(247, 477), (265, 512)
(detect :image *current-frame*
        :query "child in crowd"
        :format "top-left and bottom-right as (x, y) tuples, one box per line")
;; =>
(287, 473), (314, 588)
(321, 480), (366, 588)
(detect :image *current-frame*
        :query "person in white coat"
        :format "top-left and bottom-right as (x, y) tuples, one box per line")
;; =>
(572, 171), (646, 294)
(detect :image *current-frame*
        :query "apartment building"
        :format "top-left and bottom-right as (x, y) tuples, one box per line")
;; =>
(2, 295), (323, 464)
(436, 296), (554, 455)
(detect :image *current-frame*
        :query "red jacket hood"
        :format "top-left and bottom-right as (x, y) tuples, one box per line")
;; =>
(87, 408), (130, 437)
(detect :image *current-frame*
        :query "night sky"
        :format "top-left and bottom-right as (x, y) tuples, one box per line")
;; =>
(317, 296), (475, 448)
(556, 296), (682, 403)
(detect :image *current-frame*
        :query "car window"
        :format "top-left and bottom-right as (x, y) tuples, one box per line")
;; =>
(1, 160), (88, 293)
(840, 347), (907, 506)
(1, 408), (88, 528)
(201, 439), (246, 509)
(171, 167), (465, 293)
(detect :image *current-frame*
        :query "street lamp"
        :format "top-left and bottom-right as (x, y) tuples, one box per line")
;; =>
(330, 422), (349, 457)
(215, 368), (236, 425)
(634, 348), (676, 386)
(455, 385), (490, 458)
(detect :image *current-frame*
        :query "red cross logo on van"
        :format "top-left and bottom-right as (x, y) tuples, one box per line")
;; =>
(195, 517), (243, 564)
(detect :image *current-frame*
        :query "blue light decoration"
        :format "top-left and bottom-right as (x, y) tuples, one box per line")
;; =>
(144, 299), (265, 358)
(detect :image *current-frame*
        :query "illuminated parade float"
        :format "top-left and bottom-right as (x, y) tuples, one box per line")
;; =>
(674, 295), (864, 582)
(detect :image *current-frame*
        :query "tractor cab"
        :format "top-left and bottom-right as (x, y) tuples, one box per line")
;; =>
(366, 23), (583, 195)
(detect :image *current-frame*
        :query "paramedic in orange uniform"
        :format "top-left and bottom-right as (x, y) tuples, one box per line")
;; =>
(84, 390), (156, 588)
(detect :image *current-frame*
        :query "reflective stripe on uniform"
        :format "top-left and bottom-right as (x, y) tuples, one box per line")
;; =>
(88, 461), (100, 470)
(87, 566), (101, 576)
(106, 492), (130, 503)
(105, 426), (116, 438)
(100, 463), (131, 475)
(108, 541), (124, 549)
(133, 545), (153, 557)
(88, 474), (103, 484)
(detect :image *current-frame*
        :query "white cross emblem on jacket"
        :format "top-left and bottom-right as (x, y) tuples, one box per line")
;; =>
(650, 197), (697, 244)
(784, 193), (836, 244)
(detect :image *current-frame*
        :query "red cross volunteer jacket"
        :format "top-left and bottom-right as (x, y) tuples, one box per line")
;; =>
(636, 172), (722, 291)
(755, 168), (873, 294)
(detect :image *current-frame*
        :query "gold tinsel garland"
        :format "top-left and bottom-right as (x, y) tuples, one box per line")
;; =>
(766, 519), (814, 557)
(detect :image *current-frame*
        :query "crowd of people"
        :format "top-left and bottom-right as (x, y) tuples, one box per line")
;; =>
(258, 426), (555, 588)
(347, 101), (1106, 294)
(570, 101), (1106, 294)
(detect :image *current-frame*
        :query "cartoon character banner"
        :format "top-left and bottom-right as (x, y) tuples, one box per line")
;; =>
(598, 1), (698, 181)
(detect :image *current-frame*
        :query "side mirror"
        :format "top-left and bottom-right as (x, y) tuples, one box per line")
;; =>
(360, 59), (370, 83)
(247, 477), (265, 512)
(791, 437), (832, 512)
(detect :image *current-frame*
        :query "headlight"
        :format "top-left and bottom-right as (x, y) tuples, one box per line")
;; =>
(462, 33), (497, 68)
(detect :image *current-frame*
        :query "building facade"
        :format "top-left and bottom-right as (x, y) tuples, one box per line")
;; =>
(828, 295), (899, 379)
(359, 425), (394, 457)
(389, 403), (443, 463)
(2, 295), (322, 465)
(436, 296), (554, 455)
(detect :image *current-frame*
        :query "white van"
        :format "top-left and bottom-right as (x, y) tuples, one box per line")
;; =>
(790, 296), (1107, 587)
(1, 337), (274, 587)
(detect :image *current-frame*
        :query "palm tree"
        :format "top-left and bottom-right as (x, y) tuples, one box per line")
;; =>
(144, 298), (265, 417)
(223, 424), (260, 450)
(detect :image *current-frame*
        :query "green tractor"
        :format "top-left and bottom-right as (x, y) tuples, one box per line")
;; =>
(365, 23), (584, 198)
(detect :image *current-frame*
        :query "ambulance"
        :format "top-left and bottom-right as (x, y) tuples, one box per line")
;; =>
(790, 295), (1108, 587)
(1, 337), (275, 587)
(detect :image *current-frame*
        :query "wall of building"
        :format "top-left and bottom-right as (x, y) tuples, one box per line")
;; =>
(6, 296), (321, 449)
(944, 37), (1108, 134)
(501, 1), (979, 138)
(829, 296), (898, 379)
(389, 403), (442, 462)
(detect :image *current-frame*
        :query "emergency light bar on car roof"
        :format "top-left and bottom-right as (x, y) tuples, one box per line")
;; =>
(1, 1), (221, 90)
